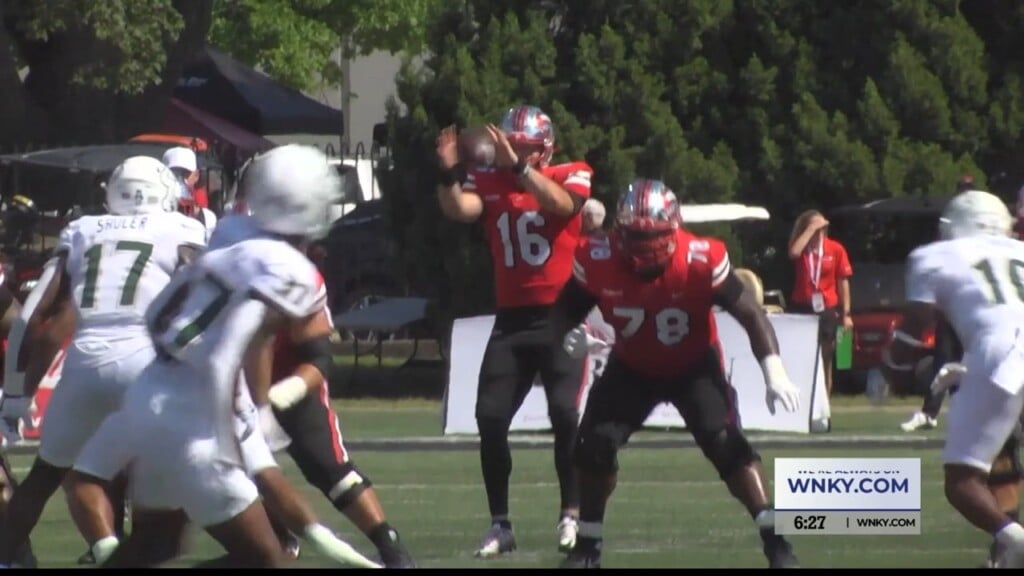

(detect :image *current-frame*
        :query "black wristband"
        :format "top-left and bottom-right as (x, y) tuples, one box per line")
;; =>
(513, 158), (529, 177)
(438, 163), (465, 187)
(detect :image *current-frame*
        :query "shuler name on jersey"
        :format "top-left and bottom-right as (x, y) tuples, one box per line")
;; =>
(95, 215), (152, 233)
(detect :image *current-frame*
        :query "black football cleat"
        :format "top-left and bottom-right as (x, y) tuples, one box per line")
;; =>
(561, 537), (601, 569)
(761, 529), (800, 568)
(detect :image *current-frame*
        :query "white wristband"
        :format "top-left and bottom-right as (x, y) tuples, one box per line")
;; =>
(759, 354), (787, 387)
(268, 375), (309, 411)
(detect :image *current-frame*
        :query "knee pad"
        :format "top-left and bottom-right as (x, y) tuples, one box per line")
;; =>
(989, 434), (1023, 488)
(573, 424), (622, 476)
(327, 462), (373, 510)
(694, 426), (760, 480)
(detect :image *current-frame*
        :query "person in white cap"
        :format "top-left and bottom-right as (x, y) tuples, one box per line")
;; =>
(582, 198), (606, 235)
(161, 147), (217, 242)
(161, 147), (199, 196)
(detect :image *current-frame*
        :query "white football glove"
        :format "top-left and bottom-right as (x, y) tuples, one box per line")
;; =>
(761, 355), (801, 415)
(563, 326), (589, 359)
(585, 333), (611, 355)
(930, 362), (966, 396)
(0, 395), (31, 422)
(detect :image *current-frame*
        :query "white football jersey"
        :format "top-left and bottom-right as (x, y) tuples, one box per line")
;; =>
(145, 215), (324, 461)
(907, 235), (1024, 347)
(60, 212), (207, 336)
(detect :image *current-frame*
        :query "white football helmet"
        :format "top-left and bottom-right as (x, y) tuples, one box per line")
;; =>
(939, 189), (1012, 240)
(105, 156), (180, 215)
(241, 144), (341, 239)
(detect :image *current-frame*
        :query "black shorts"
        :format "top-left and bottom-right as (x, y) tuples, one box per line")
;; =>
(788, 302), (839, 343)
(274, 384), (351, 495)
(578, 347), (740, 448)
(475, 305), (587, 424)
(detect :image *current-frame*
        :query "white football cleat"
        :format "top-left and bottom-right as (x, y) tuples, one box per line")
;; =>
(900, 412), (938, 432)
(474, 524), (516, 558)
(557, 516), (579, 553)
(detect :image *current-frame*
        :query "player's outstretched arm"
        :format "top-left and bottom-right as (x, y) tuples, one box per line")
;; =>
(266, 308), (334, 412)
(551, 278), (599, 338)
(436, 173), (484, 223)
(716, 272), (779, 360)
(485, 124), (586, 218)
(436, 125), (483, 223)
(513, 165), (583, 218)
(716, 271), (801, 414)
(22, 254), (75, 398)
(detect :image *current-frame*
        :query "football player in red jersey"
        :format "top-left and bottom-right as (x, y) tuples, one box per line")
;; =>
(551, 179), (802, 569)
(217, 194), (416, 568)
(436, 105), (593, 557)
(263, 278), (415, 569)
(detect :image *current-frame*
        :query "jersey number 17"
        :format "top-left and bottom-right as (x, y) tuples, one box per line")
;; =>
(80, 241), (154, 309)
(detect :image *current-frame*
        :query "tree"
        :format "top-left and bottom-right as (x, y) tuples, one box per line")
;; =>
(384, 0), (1024, 316)
(208, 0), (452, 92)
(0, 0), (213, 148)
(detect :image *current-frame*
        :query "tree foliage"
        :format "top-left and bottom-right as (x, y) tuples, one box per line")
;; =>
(0, 0), (212, 147)
(208, 0), (450, 91)
(0, 0), (440, 148)
(384, 0), (1024, 315)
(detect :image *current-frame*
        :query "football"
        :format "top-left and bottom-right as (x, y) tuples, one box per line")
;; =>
(458, 125), (496, 167)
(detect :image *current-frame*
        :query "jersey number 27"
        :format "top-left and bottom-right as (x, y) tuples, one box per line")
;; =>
(81, 241), (153, 309)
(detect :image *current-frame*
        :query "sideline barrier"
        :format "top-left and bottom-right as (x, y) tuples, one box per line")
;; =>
(443, 312), (831, 435)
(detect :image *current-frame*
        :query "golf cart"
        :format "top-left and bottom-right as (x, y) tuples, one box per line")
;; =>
(681, 203), (785, 312)
(825, 195), (951, 394)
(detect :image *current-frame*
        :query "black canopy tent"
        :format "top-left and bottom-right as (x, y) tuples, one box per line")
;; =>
(0, 142), (224, 214)
(0, 142), (222, 175)
(174, 46), (345, 136)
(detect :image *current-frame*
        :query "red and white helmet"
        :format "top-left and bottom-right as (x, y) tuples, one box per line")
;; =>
(499, 105), (555, 166)
(614, 178), (681, 275)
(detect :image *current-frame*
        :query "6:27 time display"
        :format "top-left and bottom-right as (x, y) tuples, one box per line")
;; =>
(793, 515), (826, 531)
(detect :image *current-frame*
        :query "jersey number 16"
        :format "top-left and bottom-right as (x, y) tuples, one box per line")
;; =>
(497, 211), (551, 268)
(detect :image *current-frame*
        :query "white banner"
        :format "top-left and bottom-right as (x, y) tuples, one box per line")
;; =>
(443, 312), (831, 435)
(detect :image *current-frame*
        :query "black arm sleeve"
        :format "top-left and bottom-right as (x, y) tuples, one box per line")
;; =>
(551, 277), (599, 338)
(712, 272), (745, 309)
(569, 192), (586, 215)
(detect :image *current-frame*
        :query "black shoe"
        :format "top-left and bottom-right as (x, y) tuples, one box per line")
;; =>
(561, 538), (601, 569)
(77, 548), (96, 565)
(380, 543), (417, 569)
(761, 529), (800, 568)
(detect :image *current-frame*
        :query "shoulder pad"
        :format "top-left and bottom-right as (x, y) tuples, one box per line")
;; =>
(251, 244), (325, 319)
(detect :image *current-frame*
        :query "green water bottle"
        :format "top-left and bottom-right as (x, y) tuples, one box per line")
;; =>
(835, 325), (853, 370)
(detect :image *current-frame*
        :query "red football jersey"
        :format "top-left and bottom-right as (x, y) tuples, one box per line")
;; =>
(465, 162), (593, 309)
(273, 271), (331, 381)
(573, 229), (732, 379)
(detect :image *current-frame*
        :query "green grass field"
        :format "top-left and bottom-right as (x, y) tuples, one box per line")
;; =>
(10, 395), (982, 569)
